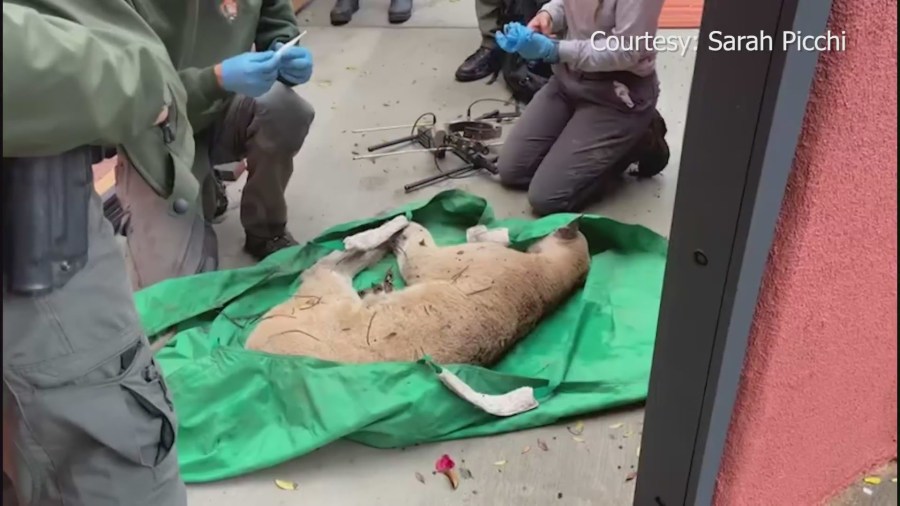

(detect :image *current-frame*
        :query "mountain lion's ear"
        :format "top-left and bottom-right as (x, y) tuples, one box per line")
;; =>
(553, 217), (582, 240)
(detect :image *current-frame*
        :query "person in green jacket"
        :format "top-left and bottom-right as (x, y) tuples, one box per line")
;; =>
(117, 0), (317, 290)
(2, 2), (194, 505)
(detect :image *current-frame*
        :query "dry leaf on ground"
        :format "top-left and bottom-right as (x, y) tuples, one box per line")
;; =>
(522, 446), (531, 454)
(863, 477), (882, 485)
(609, 423), (624, 430)
(415, 472), (425, 484)
(494, 460), (507, 466)
(572, 436), (585, 443)
(625, 472), (637, 482)
(459, 468), (474, 480)
(274, 479), (298, 491)
(567, 421), (585, 436)
(537, 439), (549, 451)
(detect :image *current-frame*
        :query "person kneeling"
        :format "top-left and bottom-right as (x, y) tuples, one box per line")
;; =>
(494, 0), (670, 216)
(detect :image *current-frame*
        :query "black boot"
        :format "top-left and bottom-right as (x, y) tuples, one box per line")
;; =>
(388, 0), (412, 24)
(455, 46), (502, 82)
(330, 0), (359, 25)
(210, 172), (229, 224)
(633, 109), (670, 178)
(244, 231), (299, 262)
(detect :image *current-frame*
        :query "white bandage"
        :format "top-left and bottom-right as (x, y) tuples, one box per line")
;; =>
(343, 215), (410, 251)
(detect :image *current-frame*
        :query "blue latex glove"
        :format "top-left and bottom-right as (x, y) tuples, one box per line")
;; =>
(220, 51), (280, 97)
(495, 22), (531, 52)
(273, 42), (314, 85)
(495, 22), (559, 62)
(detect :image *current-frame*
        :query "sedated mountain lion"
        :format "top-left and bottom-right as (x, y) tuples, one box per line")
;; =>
(244, 216), (591, 366)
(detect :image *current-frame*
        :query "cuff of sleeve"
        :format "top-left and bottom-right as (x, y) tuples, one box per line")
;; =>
(277, 75), (298, 87)
(199, 66), (230, 101)
(557, 40), (578, 64)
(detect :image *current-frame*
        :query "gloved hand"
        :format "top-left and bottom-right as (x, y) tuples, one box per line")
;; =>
(495, 22), (559, 62)
(273, 42), (314, 85)
(220, 51), (280, 97)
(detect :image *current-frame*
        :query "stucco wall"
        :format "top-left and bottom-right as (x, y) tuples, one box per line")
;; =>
(714, 0), (898, 504)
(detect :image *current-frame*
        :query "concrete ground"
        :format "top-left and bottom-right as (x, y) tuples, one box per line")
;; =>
(829, 461), (898, 506)
(191, 1), (697, 504)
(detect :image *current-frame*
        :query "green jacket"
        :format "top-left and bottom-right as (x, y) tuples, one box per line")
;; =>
(2, 1), (199, 215)
(129, 0), (301, 191)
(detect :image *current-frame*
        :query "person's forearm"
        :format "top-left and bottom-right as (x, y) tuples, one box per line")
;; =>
(255, 0), (300, 51)
(1, 4), (176, 156)
(555, 0), (664, 73)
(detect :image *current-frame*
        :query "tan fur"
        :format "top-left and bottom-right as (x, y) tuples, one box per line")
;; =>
(244, 221), (591, 366)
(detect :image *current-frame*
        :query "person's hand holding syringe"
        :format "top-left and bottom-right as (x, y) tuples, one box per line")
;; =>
(214, 30), (312, 98)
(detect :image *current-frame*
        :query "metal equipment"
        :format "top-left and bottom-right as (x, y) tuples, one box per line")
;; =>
(355, 100), (522, 193)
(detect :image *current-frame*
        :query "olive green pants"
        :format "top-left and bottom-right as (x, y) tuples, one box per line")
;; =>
(2, 191), (186, 506)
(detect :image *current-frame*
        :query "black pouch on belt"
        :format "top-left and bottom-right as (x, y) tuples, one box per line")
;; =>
(2, 147), (95, 296)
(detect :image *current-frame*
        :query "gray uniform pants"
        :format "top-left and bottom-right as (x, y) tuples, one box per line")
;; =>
(497, 67), (659, 215)
(117, 82), (315, 290)
(476, 0), (503, 48)
(2, 191), (186, 506)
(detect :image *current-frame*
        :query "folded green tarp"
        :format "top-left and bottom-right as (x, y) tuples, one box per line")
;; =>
(135, 190), (667, 483)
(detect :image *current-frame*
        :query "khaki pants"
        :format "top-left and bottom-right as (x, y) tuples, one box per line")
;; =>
(476, 0), (504, 48)
(117, 82), (315, 290)
(2, 191), (187, 506)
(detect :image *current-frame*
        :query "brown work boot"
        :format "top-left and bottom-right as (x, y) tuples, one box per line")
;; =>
(244, 232), (299, 261)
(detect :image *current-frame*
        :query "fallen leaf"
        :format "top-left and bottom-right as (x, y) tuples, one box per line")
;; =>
(572, 436), (585, 443)
(537, 439), (549, 451)
(624, 431), (634, 438)
(494, 460), (507, 466)
(521, 446), (531, 454)
(274, 479), (298, 490)
(435, 454), (455, 473)
(864, 477), (882, 485)
(625, 472), (637, 482)
(459, 467), (474, 480)
(415, 472), (425, 484)
(445, 469), (460, 490)
(863, 487), (874, 496)
(609, 423), (624, 430)
(567, 421), (585, 436)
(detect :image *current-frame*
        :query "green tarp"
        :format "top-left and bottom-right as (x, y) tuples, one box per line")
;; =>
(135, 190), (667, 483)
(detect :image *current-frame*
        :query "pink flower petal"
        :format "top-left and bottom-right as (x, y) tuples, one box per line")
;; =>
(435, 454), (455, 473)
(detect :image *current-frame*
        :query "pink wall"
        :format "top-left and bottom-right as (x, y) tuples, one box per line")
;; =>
(714, 0), (898, 504)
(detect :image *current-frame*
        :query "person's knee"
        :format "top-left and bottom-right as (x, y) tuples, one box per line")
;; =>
(526, 187), (571, 217)
(256, 83), (316, 153)
(496, 151), (534, 189)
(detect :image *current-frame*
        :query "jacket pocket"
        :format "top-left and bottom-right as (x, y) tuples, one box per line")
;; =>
(119, 83), (194, 201)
